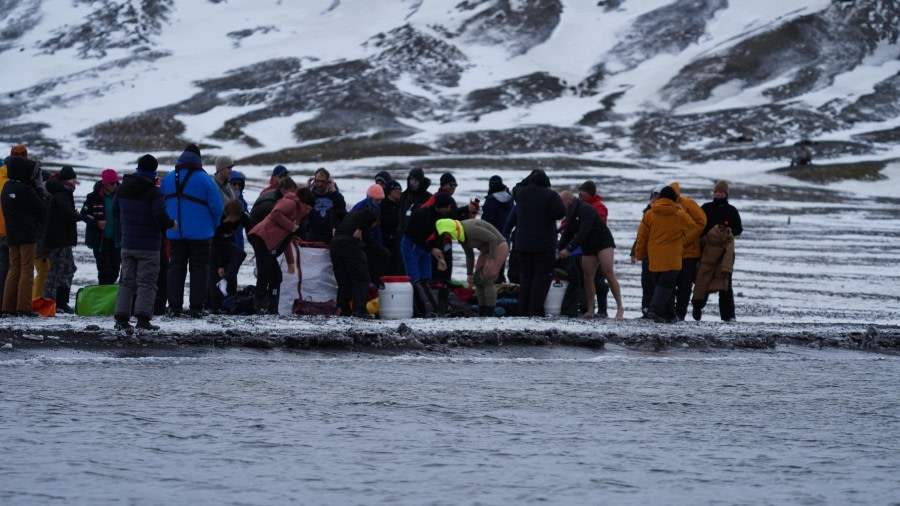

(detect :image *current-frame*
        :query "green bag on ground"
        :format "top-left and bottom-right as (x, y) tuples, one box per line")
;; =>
(75, 284), (119, 316)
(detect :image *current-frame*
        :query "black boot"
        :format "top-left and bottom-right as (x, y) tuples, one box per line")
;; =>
(114, 314), (132, 331)
(135, 315), (160, 331)
(351, 282), (373, 318)
(253, 296), (268, 315)
(266, 287), (280, 315)
(691, 298), (705, 321)
(56, 285), (73, 314)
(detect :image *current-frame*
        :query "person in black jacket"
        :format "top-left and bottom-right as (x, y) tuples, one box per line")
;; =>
(401, 192), (453, 282)
(330, 206), (380, 318)
(398, 167), (432, 238)
(380, 180), (404, 275)
(482, 175), (514, 283)
(208, 199), (249, 312)
(557, 191), (624, 320)
(1, 156), (45, 315)
(513, 170), (566, 317)
(113, 155), (175, 331)
(695, 180), (743, 321)
(41, 166), (82, 312)
(80, 169), (123, 284)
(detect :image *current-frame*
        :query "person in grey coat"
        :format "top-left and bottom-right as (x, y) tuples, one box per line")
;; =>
(112, 155), (175, 331)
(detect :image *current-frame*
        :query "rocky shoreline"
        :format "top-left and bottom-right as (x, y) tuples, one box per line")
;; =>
(2, 316), (897, 356)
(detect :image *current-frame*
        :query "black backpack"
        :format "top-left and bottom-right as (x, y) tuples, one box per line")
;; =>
(249, 190), (281, 230)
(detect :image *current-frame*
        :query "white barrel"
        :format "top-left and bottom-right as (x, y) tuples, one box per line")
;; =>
(543, 280), (569, 316)
(379, 276), (414, 319)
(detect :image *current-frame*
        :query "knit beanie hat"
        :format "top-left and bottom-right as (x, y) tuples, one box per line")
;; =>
(440, 172), (457, 187)
(101, 169), (119, 185)
(714, 180), (729, 195)
(366, 183), (385, 200)
(579, 180), (597, 196)
(58, 166), (77, 181)
(651, 183), (666, 199)
(10, 144), (26, 157)
(136, 154), (158, 178)
(433, 192), (454, 209)
(215, 155), (235, 173)
(386, 180), (401, 193)
(658, 186), (677, 202)
(272, 165), (288, 177)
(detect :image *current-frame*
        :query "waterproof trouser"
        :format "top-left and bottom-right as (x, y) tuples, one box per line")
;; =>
(517, 250), (556, 317)
(43, 247), (76, 303)
(249, 235), (281, 313)
(167, 238), (211, 313)
(674, 257), (698, 320)
(116, 248), (160, 320)
(94, 238), (122, 285)
(330, 235), (370, 316)
(648, 270), (680, 319)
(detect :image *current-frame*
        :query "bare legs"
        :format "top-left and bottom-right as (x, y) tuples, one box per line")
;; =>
(581, 248), (624, 320)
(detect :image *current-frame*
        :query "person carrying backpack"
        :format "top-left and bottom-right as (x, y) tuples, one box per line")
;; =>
(160, 144), (224, 318)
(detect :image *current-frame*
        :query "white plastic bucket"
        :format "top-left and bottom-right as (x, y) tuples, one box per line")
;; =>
(379, 276), (414, 320)
(543, 279), (569, 316)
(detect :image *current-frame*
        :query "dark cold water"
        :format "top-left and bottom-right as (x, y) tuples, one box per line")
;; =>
(2, 347), (899, 505)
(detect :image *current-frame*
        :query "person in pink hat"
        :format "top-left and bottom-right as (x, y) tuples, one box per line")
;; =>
(80, 169), (122, 285)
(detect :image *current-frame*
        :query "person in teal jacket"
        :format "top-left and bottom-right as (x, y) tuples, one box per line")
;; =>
(159, 144), (224, 318)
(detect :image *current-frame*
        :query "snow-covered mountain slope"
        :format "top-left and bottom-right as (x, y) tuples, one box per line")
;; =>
(2, 0), (899, 168)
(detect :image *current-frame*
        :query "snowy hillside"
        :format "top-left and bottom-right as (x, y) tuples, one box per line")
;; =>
(2, 0), (900, 171)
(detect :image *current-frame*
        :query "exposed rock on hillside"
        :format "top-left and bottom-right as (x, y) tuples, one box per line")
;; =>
(451, 0), (563, 56)
(366, 24), (470, 87)
(436, 125), (597, 155)
(39, 0), (174, 58)
(461, 72), (568, 118)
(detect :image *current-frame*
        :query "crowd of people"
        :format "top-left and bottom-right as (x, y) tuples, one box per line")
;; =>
(0, 142), (742, 329)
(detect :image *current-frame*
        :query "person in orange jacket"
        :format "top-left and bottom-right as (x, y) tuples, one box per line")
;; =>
(633, 186), (699, 322)
(668, 182), (707, 320)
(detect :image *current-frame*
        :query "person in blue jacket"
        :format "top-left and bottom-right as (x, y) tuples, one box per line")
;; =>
(160, 144), (224, 318)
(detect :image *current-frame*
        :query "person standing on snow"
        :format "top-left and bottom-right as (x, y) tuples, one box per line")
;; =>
(305, 167), (346, 244)
(398, 167), (432, 239)
(694, 180), (743, 322)
(513, 169), (566, 317)
(380, 180), (404, 276)
(228, 170), (249, 250)
(330, 203), (381, 318)
(1, 155), (45, 316)
(577, 180), (610, 317)
(557, 190), (625, 320)
(81, 169), (123, 285)
(160, 144), (224, 318)
(481, 175), (514, 283)
(113, 155), (175, 331)
(667, 182), (707, 321)
(41, 166), (82, 313)
(212, 155), (238, 205)
(633, 186), (698, 323)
